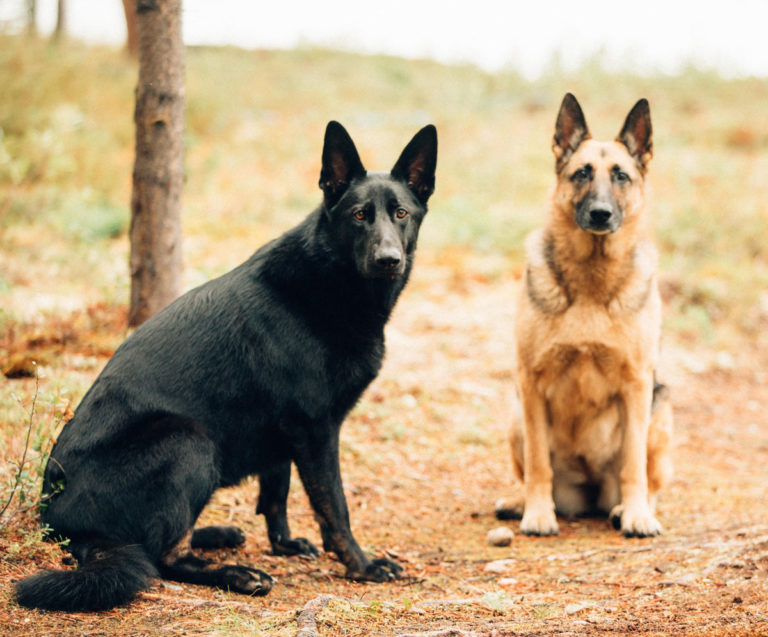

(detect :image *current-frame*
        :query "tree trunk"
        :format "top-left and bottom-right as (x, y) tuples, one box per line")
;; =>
(53, 0), (66, 40)
(128, 0), (184, 327)
(26, 0), (36, 36)
(122, 0), (139, 56)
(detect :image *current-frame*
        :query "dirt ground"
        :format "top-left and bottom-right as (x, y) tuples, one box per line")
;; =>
(1, 252), (767, 636)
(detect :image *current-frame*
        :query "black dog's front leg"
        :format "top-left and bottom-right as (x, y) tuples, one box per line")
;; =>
(257, 462), (320, 557)
(292, 425), (402, 582)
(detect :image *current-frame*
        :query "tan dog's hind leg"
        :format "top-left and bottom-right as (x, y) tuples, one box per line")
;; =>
(647, 390), (674, 508)
(494, 414), (526, 520)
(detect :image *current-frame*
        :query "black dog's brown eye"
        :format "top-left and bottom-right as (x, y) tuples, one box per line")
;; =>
(395, 208), (408, 219)
(353, 210), (365, 220)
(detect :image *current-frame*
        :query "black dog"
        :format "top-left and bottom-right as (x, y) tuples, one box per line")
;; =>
(15, 121), (437, 612)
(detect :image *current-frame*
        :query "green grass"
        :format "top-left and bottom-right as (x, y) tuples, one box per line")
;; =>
(1, 34), (767, 340)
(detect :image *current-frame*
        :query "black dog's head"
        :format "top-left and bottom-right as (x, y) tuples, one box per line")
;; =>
(318, 121), (437, 279)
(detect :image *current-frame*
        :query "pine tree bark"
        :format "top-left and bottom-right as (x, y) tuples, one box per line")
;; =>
(53, 0), (66, 40)
(129, 0), (184, 327)
(122, 0), (139, 56)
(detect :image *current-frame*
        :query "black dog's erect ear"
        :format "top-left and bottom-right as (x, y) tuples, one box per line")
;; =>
(617, 98), (653, 172)
(319, 121), (366, 207)
(553, 93), (590, 173)
(391, 125), (438, 205)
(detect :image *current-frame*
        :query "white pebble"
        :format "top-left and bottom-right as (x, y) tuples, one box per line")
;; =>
(486, 526), (515, 547)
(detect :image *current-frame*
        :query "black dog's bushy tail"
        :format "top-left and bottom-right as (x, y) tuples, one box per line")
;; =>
(15, 544), (157, 612)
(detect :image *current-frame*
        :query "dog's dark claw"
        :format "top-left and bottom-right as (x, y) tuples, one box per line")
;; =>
(217, 565), (274, 596)
(271, 537), (321, 558)
(349, 557), (403, 583)
(191, 525), (246, 549)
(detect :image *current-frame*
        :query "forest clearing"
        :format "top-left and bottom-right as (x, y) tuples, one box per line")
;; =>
(1, 36), (767, 635)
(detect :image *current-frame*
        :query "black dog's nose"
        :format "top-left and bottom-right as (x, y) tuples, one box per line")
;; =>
(589, 208), (612, 224)
(375, 247), (402, 269)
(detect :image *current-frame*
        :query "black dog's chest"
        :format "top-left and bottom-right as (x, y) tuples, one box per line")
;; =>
(327, 340), (383, 411)
(286, 328), (383, 419)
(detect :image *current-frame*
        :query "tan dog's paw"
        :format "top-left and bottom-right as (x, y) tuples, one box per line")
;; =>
(494, 497), (524, 520)
(610, 504), (662, 537)
(520, 507), (559, 536)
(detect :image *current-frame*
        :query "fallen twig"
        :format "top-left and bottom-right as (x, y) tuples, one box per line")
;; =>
(295, 593), (337, 637)
(398, 629), (481, 637)
(138, 592), (263, 614)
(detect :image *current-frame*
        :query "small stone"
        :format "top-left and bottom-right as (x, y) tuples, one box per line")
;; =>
(401, 393), (418, 408)
(715, 351), (736, 370)
(483, 558), (516, 573)
(486, 526), (514, 547)
(161, 581), (183, 591)
(675, 573), (697, 585)
(565, 601), (596, 615)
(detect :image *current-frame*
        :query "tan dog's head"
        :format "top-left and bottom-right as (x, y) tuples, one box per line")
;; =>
(552, 93), (652, 235)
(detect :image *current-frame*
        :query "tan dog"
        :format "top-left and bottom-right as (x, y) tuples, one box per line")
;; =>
(496, 94), (673, 537)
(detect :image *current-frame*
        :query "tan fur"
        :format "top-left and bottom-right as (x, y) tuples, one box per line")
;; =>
(504, 95), (673, 537)
(160, 529), (194, 566)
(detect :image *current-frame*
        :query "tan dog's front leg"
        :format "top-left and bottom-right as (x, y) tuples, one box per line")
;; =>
(519, 373), (558, 536)
(613, 375), (662, 537)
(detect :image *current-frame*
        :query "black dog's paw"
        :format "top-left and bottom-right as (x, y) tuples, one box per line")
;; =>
(348, 558), (404, 583)
(191, 525), (246, 549)
(217, 565), (275, 596)
(271, 537), (321, 558)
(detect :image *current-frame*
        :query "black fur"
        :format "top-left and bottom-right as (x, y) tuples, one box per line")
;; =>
(15, 545), (157, 612)
(15, 121), (437, 612)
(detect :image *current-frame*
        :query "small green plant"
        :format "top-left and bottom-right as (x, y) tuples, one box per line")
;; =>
(0, 365), (40, 519)
(49, 193), (129, 242)
(531, 602), (560, 619)
(0, 366), (66, 522)
(1, 523), (68, 564)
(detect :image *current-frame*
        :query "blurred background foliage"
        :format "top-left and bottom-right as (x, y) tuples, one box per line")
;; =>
(1, 34), (767, 344)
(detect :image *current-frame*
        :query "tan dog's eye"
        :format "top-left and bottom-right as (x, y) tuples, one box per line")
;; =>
(572, 167), (591, 183)
(614, 170), (630, 183)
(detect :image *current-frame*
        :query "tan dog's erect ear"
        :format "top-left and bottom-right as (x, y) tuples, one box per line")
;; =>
(617, 99), (653, 172)
(553, 93), (591, 173)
